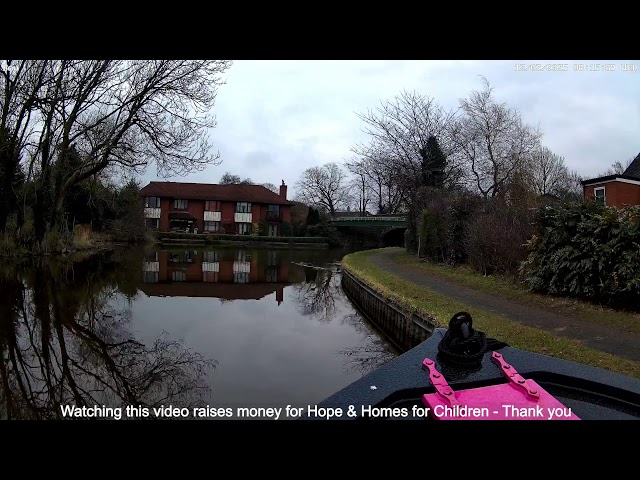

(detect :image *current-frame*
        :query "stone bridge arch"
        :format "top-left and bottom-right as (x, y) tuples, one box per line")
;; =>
(329, 216), (408, 248)
(380, 226), (406, 247)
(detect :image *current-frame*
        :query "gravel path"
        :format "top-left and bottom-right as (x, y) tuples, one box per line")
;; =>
(369, 249), (640, 362)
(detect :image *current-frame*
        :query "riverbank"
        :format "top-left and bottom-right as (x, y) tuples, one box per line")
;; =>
(0, 231), (122, 258)
(342, 248), (640, 379)
(0, 230), (330, 258)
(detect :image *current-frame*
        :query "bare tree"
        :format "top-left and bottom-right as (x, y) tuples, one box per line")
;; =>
(352, 90), (459, 196)
(556, 169), (584, 202)
(597, 157), (634, 176)
(344, 159), (369, 215)
(261, 182), (278, 193)
(219, 172), (253, 185)
(368, 149), (407, 213)
(293, 267), (341, 322)
(2, 60), (232, 240)
(454, 78), (541, 199)
(526, 146), (571, 196)
(294, 162), (351, 216)
(0, 257), (216, 419)
(0, 61), (49, 232)
(345, 150), (405, 214)
(336, 314), (396, 375)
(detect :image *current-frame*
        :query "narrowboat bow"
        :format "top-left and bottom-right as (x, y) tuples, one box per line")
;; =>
(314, 312), (640, 420)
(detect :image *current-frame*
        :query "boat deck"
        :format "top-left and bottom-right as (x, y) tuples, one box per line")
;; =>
(314, 329), (640, 420)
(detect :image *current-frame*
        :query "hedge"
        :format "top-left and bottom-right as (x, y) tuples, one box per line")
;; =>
(520, 202), (640, 307)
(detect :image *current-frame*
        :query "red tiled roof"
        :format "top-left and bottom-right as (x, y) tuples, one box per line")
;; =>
(140, 181), (293, 205)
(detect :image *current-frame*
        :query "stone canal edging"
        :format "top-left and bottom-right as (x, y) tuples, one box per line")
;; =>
(340, 267), (437, 352)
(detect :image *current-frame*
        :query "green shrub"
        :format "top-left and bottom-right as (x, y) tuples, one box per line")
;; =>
(417, 190), (484, 266)
(420, 208), (445, 262)
(520, 203), (640, 307)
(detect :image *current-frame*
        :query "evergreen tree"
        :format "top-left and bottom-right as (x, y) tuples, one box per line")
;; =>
(419, 135), (447, 188)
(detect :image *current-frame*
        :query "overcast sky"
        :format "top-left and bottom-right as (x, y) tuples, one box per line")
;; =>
(138, 60), (640, 197)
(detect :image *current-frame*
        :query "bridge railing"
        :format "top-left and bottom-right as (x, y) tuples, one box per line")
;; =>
(331, 216), (407, 222)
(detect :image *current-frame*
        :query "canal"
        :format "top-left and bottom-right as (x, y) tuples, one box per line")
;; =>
(0, 246), (398, 419)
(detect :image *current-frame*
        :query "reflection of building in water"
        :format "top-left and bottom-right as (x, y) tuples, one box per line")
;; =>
(143, 252), (160, 283)
(233, 250), (251, 284)
(140, 250), (292, 304)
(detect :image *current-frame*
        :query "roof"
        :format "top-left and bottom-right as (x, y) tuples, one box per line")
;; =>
(140, 181), (293, 206)
(582, 153), (640, 186)
(581, 174), (640, 186)
(623, 153), (640, 179)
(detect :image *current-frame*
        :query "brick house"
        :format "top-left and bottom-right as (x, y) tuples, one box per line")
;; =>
(140, 181), (293, 235)
(582, 154), (640, 208)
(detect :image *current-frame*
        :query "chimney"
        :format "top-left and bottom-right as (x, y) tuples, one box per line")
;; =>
(279, 180), (287, 200)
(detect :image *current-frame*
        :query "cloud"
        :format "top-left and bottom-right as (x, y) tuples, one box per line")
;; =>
(138, 60), (640, 188)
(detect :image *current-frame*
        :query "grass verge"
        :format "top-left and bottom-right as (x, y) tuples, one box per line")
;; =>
(342, 249), (640, 379)
(392, 249), (640, 336)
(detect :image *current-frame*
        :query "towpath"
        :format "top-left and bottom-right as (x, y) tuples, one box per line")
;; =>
(369, 249), (640, 362)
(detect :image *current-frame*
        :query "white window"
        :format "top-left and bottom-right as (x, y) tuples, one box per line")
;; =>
(234, 271), (250, 283)
(205, 200), (221, 211)
(145, 196), (160, 208)
(144, 271), (159, 283)
(267, 204), (280, 221)
(171, 271), (186, 281)
(204, 251), (219, 263)
(594, 187), (606, 205)
(174, 199), (188, 209)
(236, 202), (251, 213)
(204, 221), (220, 232)
(236, 222), (251, 235)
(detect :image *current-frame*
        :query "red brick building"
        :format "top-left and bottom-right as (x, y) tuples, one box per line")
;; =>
(582, 154), (640, 208)
(140, 181), (293, 235)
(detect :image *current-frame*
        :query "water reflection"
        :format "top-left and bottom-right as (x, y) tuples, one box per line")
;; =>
(139, 249), (306, 304)
(337, 314), (399, 376)
(0, 254), (215, 420)
(292, 262), (341, 322)
(0, 247), (398, 418)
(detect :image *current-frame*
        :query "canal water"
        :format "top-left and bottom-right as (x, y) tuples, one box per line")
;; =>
(0, 246), (398, 419)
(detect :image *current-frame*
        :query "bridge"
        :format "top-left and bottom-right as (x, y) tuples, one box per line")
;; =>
(329, 215), (408, 247)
